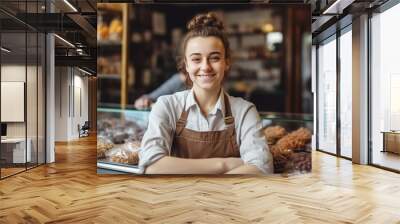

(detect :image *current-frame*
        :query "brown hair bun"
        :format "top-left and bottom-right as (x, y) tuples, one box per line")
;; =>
(187, 12), (224, 31)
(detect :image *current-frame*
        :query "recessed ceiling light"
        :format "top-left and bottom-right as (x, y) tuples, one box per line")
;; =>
(1, 47), (11, 53)
(323, 0), (354, 15)
(63, 0), (78, 12)
(78, 67), (93, 76)
(54, 34), (75, 48)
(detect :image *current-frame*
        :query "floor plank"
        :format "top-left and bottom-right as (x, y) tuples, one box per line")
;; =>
(0, 135), (399, 223)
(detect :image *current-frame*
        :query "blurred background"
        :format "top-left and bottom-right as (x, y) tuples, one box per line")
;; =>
(97, 3), (311, 114)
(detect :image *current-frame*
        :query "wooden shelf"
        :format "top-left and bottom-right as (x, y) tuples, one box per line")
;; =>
(97, 3), (129, 109)
(98, 74), (121, 80)
(98, 40), (122, 47)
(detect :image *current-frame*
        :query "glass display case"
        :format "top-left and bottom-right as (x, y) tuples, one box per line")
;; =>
(97, 108), (313, 174)
(260, 112), (313, 131)
(97, 108), (149, 174)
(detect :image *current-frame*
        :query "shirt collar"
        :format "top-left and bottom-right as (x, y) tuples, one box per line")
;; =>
(185, 88), (226, 116)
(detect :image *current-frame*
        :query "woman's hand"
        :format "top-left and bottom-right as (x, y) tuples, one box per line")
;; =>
(222, 157), (244, 173)
(134, 95), (153, 109)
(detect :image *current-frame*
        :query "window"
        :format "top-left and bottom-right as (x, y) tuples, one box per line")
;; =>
(370, 2), (400, 171)
(339, 27), (352, 158)
(317, 36), (337, 154)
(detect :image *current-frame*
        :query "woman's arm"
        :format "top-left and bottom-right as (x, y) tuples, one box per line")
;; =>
(236, 105), (274, 174)
(224, 164), (263, 174)
(145, 156), (243, 174)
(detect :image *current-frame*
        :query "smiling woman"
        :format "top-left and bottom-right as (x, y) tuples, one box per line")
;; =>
(138, 12), (274, 175)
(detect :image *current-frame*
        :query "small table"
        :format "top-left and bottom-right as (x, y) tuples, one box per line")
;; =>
(381, 131), (400, 154)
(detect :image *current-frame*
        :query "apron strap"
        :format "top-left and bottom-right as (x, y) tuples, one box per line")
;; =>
(175, 92), (190, 136)
(223, 93), (235, 126)
(176, 111), (188, 135)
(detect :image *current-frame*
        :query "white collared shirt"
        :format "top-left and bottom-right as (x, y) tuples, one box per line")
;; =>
(138, 89), (273, 174)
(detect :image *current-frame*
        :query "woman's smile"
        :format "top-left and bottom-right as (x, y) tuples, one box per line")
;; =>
(196, 73), (216, 77)
(196, 73), (217, 83)
(196, 73), (216, 76)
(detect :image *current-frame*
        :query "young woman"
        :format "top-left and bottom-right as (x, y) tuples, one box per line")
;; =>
(138, 12), (273, 174)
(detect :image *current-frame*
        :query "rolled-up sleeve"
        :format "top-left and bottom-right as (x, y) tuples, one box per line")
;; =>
(138, 96), (174, 173)
(238, 105), (274, 174)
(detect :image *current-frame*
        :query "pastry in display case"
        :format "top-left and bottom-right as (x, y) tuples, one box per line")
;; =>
(261, 112), (313, 174)
(97, 108), (149, 174)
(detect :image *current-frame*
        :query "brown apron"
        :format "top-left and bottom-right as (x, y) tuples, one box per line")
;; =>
(171, 93), (240, 158)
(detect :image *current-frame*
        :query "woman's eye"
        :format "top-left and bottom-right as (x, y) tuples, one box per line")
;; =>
(209, 57), (220, 62)
(191, 58), (201, 63)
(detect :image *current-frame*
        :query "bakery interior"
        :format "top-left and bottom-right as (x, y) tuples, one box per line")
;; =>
(96, 3), (313, 174)
(0, 0), (400, 222)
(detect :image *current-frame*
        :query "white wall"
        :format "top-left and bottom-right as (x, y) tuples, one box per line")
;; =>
(1, 64), (46, 164)
(55, 67), (89, 141)
(1, 65), (26, 81)
(1, 65), (30, 137)
(55, 67), (69, 141)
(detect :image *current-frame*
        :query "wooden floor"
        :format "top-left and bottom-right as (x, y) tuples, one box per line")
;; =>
(1, 136), (400, 223)
(1, 167), (26, 178)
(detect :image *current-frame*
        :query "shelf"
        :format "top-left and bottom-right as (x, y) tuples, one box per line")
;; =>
(98, 40), (121, 47)
(260, 112), (313, 122)
(97, 3), (129, 108)
(98, 74), (121, 80)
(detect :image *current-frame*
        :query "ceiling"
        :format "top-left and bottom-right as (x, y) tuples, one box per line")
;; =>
(1, 0), (391, 73)
(0, 0), (97, 73)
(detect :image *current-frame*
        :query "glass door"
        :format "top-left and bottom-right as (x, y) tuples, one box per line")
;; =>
(1, 31), (28, 178)
(0, 0), (47, 179)
(370, 2), (400, 171)
(317, 35), (337, 154)
(339, 26), (352, 159)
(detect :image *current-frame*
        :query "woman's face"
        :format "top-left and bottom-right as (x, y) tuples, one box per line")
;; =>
(185, 36), (229, 92)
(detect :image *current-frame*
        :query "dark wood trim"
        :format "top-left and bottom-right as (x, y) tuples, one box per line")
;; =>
(37, 13), (39, 167)
(369, 164), (400, 174)
(25, 5), (28, 171)
(367, 10), (373, 166)
(316, 149), (337, 157)
(315, 44), (319, 151)
(336, 28), (341, 157)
